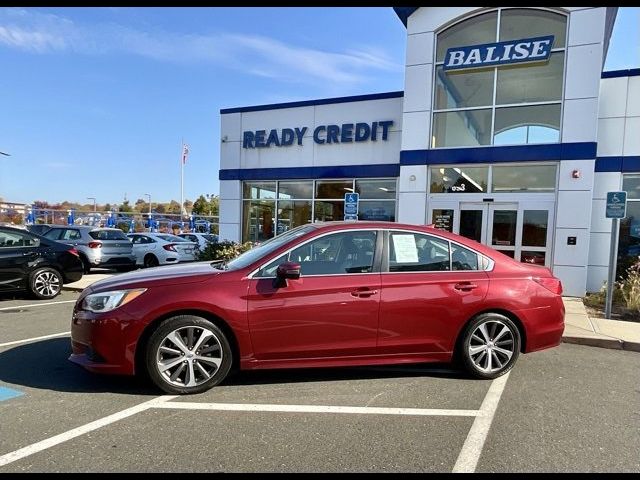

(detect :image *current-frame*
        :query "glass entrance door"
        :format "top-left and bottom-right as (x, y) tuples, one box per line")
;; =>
(430, 200), (555, 267)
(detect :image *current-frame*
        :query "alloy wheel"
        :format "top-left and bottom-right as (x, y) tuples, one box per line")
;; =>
(467, 320), (515, 374)
(33, 270), (61, 298)
(155, 326), (223, 388)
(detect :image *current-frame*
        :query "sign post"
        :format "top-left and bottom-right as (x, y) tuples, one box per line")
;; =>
(344, 192), (359, 221)
(605, 191), (627, 319)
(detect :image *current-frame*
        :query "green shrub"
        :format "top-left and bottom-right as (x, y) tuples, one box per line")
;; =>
(619, 267), (640, 313)
(198, 240), (254, 262)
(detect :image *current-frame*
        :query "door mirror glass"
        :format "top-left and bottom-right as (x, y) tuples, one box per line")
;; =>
(276, 261), (301, 280)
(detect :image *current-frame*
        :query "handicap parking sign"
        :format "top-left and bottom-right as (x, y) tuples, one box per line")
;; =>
(344, 192), (359, 220)
(606, 191), (627, 219)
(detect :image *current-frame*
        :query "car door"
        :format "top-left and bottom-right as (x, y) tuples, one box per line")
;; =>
(377, 230), (490, 355)
(247, 229), (382, 360)
(0, 229), (40, 290)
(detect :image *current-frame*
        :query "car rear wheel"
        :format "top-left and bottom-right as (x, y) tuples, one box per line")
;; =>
(29, 267), (62, 300)
(145, 316), (232, 394)
(143, 254), (159, 268)
(79, 254), (91, 274)
(460, 313), (520, 380)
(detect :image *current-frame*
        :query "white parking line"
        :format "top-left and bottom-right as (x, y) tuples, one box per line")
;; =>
(0, 395), (177, 468)
(0, 300), (76, 311)
(452, 372), (511, 473)
(152, 402), (480, 417)
(0, 332), (70, 348)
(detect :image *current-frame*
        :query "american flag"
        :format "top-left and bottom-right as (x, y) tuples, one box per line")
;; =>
(182, 144), (189, 164)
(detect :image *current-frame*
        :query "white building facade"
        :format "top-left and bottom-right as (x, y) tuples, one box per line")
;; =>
(219, 7), (639, 297)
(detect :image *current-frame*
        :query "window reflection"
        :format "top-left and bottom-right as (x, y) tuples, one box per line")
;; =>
(430, 166), (488, 193)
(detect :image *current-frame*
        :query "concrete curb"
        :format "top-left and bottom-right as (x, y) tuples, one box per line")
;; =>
(62, 286), (85, 293)
(562, 336), (640, 352)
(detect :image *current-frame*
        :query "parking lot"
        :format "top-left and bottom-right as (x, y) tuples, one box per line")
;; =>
(0, 290), (639, 473)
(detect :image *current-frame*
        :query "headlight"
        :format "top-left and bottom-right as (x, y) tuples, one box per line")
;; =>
(81, 288), (147, 313)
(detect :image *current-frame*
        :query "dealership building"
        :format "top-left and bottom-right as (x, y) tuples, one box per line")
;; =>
(218, 7), (639, 297)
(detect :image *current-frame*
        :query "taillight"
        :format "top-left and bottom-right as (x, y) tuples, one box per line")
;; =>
(88, 242), (102, 249)
(533, 277), (563, 295)
(163, 243), (177, 252)
(68, 248), (80, 257)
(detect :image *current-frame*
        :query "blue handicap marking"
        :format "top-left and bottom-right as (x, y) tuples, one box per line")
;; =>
(345, 193), (359, 204)
(0, 386), (25, 402)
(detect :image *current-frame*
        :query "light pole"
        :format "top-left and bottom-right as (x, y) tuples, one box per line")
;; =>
(145, 193), (151, 232)
(87, 197), (96, 212)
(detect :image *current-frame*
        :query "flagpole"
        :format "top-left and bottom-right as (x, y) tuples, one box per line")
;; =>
(180, 137), (184, 218)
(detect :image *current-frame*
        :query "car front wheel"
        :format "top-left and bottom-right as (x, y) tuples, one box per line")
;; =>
(29, 267), (63, 299)
(145, 316), (233, 394)
(460, 313), (520, 380)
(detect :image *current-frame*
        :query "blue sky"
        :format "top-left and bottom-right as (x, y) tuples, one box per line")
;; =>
(0, 7), (638, 206)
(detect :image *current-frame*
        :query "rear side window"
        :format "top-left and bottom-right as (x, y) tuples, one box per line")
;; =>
(389, 231), (450, 272)
(451, 244), (479, 271)
(61, 229), (82, 241)
(0, 230), (38, 247)
(89, 229), (128, 241)
(44, 229), (63, 240)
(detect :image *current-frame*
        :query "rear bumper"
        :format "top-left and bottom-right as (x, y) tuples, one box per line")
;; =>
(517, 296), (565, 353)
(96, 256), (137, 267)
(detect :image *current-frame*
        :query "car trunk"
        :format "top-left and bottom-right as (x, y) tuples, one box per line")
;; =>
(89, 230), (133, 255)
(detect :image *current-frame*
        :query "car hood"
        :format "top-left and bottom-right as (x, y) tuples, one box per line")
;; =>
(86, 261), (223, 293)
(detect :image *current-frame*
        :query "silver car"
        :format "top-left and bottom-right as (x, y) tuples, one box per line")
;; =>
(43, 226), (136, 273)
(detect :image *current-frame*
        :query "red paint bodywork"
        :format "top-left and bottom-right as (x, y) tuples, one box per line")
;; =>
(69, 222), (565, 376)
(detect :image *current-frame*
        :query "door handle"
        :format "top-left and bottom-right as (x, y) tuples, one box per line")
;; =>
(351, 288), (378, 298)
(454, 282), (478, 291)
(22, 251), (37, 256)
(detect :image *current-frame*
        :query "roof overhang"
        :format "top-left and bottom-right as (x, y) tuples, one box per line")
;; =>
(393, 7), (418, 27)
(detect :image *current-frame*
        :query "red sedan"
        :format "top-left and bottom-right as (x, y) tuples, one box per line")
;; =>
(69, 222), (565, 394)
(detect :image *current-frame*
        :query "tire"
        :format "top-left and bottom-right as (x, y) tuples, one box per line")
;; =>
(459, 313), (521, 380)
(29, 267), (63, 300)
(79, 255), (91, 274)
(143, 254), (159, 268)
(145, 315), (233, 395)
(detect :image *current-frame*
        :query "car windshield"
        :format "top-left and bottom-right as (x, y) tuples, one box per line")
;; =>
(225, 224), (316, 271)
(89, 229), (128, 240)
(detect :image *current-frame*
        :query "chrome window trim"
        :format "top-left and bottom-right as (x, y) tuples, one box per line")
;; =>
(247, 228), (382, 279)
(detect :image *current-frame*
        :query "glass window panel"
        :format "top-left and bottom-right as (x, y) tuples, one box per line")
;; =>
(451, 244), (479, 270)
(492, 165), (557, 192)
(491, 210), (517, 246)
(521, 251), (546, 266)
(314, 200), (344, 222)
(0, 230), (37, 247)
(434, 66), (495, 109)
(622, 174), (640, 200)
(284, 231), (377, 275)
(430, 166), (488, 193)
(618, 202), (640, 266)
(278, 181), (312, 199)
(358, 201), (396, 222)
(243, 181), (276, 200)
(496, 52), (564, 104)
(493, 104), (561, 145)
(315, 180), (353, 199)
(437, 11), (498, 62)
(242, 200), (275, 243)
(433, 109), (493, 148)
(389, 232), (451, 272)
(355, 179), (397, 199)
(276, 200), (312, 235)
(431, 209), (454, 232)
(460, 210), (483, 242)
(500, 8), (567, 48)
(522, 210), (548, 247)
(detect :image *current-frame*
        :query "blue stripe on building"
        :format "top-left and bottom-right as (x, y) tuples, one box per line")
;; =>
(595, 156), (640, 172)
(219, 163), (400, 181)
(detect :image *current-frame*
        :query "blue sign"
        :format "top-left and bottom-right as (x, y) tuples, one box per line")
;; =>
(344, 192), (359, 220)
(606, 191), (627, 218)
(443, 35), (554, 71)
(242, 121), (394, 148)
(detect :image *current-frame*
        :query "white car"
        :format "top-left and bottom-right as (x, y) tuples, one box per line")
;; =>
(127, 233), (197, 268)
(177, 232), (218, 253)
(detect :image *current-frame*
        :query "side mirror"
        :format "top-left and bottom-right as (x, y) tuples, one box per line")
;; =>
(276, 261), (301, 280)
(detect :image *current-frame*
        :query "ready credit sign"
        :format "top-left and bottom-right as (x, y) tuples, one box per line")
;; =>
(443, 35), (554, 71)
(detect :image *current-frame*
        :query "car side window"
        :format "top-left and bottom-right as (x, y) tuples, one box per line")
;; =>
(0, 230), (37, 248)
(256, 231), (377, 277)
(129, 235), (142, 244)
(388, 231), (450, 272)
(451, 244), (479, 271)
(62, 229), (81, 241)
(43, 229), (63, 240)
